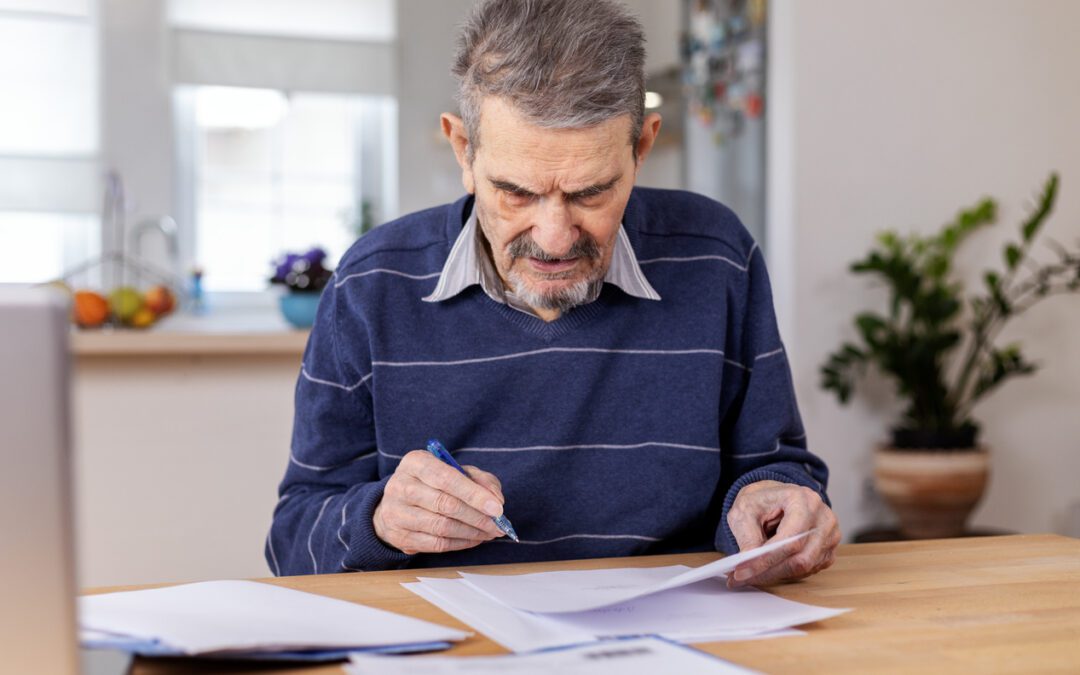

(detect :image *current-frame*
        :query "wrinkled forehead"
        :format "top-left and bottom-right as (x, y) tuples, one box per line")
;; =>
(473, 98), (634, 187)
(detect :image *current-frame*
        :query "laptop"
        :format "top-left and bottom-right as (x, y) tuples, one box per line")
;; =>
(0, 288), (129, 674)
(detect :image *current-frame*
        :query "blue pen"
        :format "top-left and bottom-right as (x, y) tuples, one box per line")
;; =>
(426, 439), (519, 542)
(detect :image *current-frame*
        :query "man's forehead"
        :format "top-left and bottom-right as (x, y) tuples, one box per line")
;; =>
(473, 100), (632, 190)
(475, 98), (633, 151)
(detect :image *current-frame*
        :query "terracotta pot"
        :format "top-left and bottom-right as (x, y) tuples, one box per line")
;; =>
(873, 446), (990, 539)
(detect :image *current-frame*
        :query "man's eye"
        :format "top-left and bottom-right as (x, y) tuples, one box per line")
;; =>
(503, 190), (533, 204)
(570, 191), (605, 206)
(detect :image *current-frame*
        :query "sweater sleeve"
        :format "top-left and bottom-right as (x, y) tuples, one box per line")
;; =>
(265, 279), (413, 575)
(714, 246), (831, 554)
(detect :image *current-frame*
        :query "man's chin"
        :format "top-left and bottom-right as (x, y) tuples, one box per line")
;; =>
(514, 276), (597, 311)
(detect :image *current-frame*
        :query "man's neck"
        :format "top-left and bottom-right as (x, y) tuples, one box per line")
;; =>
(531, 305), (561, 323)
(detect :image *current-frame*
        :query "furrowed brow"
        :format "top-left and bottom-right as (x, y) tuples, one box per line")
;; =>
(565, 175), (622, 200)
(489, 179), (538, 197)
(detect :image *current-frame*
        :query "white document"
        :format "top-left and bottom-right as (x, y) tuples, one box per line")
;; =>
(406, 574), (833, 653)
(79, 579), (470, 655)
(460, 531), (812, 613)
(347, 636), (759, 674)
(406, 578), (595, 652)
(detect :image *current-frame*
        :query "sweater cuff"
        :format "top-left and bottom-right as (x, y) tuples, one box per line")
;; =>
(344, 476), (415, 571)
(716, 468), (825, 555)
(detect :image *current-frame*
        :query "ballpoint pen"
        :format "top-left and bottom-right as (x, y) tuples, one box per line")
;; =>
(426, 439), (519, 542)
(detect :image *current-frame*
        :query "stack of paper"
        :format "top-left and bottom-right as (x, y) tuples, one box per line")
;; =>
(405, 532), (848, 652)
(347, 636), (760, 674)
(80, 580), (470, 661)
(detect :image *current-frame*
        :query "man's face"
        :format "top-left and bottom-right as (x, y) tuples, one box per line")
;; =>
(446, 98), (650, 314)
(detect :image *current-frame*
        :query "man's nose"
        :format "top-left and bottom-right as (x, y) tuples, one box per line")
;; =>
(531, 198), (578, 257)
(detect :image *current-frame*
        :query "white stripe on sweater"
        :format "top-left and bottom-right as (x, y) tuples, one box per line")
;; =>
(500, 533), (662, 545)
(300, 366), (372, 392)
(755, 347), (785, 361)
(638, 241), (758, 273)
(290, 450), (377, 472)
(373, 347), (725, 369)
(266, 532), (281, 576)
(308, 495), (334, 574)
(337, 500), (350, 552)
(638, 254), (749, 272)
(455, 441), (719, 454)
(729, 440), (782, 459)
(334, 268), (441, 288)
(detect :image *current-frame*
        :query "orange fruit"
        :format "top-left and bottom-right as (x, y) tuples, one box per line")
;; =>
(129, 307), (157, 329)
(73, 290), (110, 328)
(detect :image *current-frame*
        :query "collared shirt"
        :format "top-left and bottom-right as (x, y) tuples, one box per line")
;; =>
(423, 206), (660, 316)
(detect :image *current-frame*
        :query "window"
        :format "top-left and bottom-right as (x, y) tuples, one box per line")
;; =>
(0, 1), (101, 284)
(168, 0), (398, 294)
(177, 86), (396, 292)
(168, 0), (395, 42)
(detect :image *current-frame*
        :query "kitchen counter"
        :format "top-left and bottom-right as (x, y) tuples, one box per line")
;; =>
(71, 309), (309, 357)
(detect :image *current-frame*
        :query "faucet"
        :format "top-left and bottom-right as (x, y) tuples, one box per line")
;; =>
(130, 216), (180, 286)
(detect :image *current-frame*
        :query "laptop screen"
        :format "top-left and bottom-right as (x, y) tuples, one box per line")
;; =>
(0, 288), (80, 674)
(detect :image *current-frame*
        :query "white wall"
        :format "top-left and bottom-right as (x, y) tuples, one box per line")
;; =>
(100, 0), (176, 275)
(768, 0), (1080, 539)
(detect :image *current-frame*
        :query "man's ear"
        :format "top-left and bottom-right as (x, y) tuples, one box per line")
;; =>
(441, 113), (475, 194)
(634, 112), (663, 166)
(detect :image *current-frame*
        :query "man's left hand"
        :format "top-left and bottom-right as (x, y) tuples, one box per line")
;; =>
(726, 480), (840, 588)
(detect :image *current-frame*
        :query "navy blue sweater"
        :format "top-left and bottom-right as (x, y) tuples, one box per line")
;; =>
(266, 188), (829, 576)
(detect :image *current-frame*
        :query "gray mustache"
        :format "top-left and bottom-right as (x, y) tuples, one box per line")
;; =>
(507, 233), (601, 262)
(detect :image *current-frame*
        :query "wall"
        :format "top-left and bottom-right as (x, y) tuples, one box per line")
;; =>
(767, 0), (1080, 538)
(100, 0), (176, 277)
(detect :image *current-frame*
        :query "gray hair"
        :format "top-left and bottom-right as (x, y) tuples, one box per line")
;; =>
(452, 0), (647, 162)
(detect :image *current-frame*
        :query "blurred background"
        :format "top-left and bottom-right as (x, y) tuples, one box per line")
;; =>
(2, 0), (1078, 587)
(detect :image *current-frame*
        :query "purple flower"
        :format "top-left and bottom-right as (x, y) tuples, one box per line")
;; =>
(270, 248), (333, 292)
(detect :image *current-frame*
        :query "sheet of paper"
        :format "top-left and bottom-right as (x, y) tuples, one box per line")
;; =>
(460, 531), (812, 613)
(405, 579), (596, 653)
(80, 579), (470, 655)
(406, 574), (838, 653)
(347, 636), (760, 674)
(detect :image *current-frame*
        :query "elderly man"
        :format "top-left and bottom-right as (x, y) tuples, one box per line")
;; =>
(267, 0), (839, 587)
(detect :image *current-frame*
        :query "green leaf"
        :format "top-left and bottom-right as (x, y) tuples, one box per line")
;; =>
(1021, 173), (1058, 243)
(1004, 244), (1022, 270)
(854, 313), (886, 346)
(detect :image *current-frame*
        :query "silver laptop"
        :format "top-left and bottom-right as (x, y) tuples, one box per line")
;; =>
(0, 288), (80, 674)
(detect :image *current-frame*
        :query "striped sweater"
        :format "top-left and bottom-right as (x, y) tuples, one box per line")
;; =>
(266, 188), (829, 576)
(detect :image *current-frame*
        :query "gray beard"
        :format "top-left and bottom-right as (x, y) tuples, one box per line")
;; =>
(506, 269), (601, 312)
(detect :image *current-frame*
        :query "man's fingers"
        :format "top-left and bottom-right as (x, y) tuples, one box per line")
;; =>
(412, 453), (504, 519)
(736, 524), (838, 587)
(464, 466), (504, 503)
(729, 518), (840, 588)
(396, 476), (504, 537)
(726, 502), (770, 553)
(729, 534), (809, 585)
(394, 530), (486, 555)
(397, 505), (494, 542)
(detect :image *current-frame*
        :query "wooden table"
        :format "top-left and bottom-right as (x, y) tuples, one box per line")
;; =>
(97, 534), (1080, 674)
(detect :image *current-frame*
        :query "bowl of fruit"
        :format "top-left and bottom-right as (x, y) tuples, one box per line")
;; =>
(270, 248), (333, 329)
(69, 284), (177, 330)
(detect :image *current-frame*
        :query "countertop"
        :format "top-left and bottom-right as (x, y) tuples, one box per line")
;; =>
(71, 309), (309, 357)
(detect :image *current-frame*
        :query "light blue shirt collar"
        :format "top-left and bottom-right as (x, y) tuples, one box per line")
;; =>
(423, 206), (661, 314)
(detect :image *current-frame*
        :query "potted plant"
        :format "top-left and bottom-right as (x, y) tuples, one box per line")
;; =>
(821, 174), (1080, 539)
(270, 247), (333, 329)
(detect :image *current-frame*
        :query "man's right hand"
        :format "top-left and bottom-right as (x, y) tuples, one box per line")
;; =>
(373, 449), (507, 554)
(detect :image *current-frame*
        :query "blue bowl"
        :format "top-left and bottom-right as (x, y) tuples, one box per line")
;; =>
(278, 292), (322, 329)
